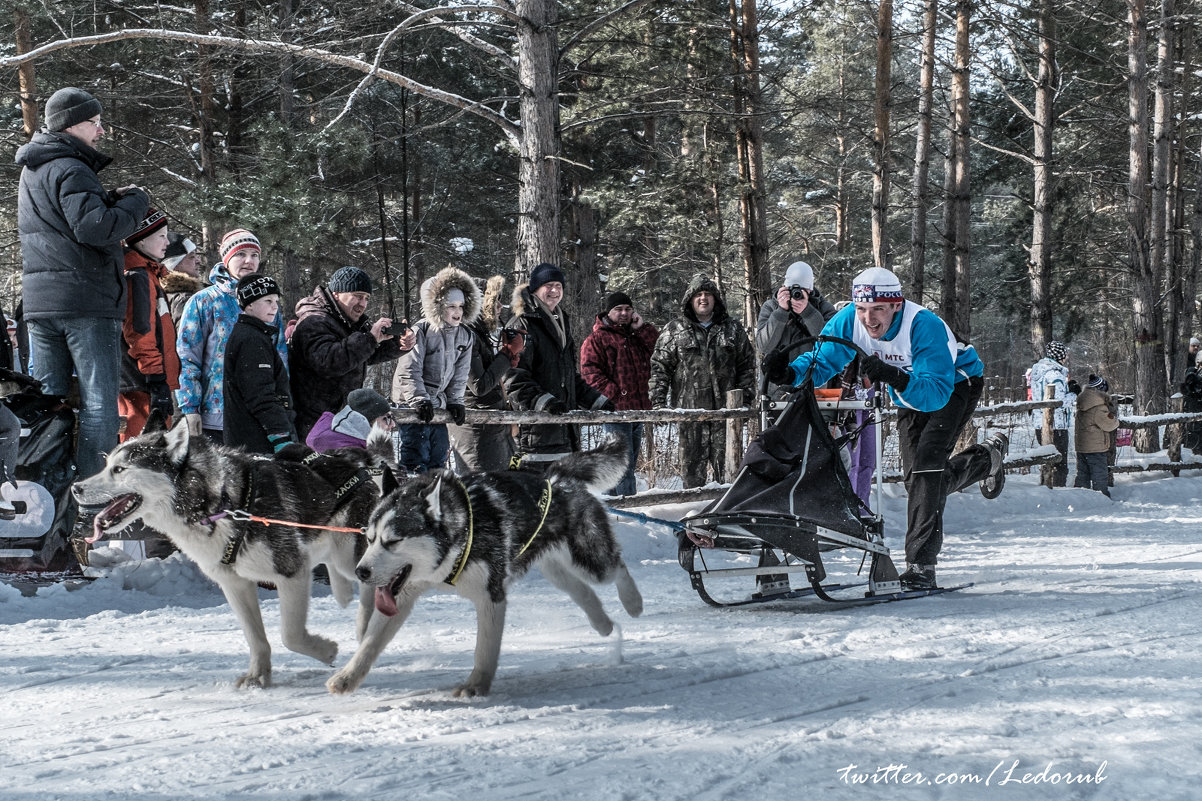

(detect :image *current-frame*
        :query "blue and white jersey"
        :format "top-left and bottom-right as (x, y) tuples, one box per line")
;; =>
(787, 301), (983, 412)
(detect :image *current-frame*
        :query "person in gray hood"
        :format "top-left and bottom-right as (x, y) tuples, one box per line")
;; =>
(16, 87), (149, 476)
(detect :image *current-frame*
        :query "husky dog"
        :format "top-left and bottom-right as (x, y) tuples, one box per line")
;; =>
(72, 424), (390, 688)
(327, 436), (644, 696)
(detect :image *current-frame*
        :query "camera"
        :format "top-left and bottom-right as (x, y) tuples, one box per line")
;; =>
(789, 285), (808, 301)
(379, 319), (410, 339)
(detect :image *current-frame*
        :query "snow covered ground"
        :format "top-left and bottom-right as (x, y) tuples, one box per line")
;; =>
(3, 470), (1201, 800)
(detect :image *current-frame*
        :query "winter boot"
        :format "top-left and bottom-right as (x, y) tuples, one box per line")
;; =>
(899, 563), (937, 591)
(980, 432), (1009, 499)
(753, 547), (790, 597)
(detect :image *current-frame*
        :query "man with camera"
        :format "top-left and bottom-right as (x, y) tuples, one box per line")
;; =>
(288, 265), (416, 439)
(755, 260), (837, 400)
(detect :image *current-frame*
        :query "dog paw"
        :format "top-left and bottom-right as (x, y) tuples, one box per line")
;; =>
(452, 681), (491, 698)
(326, 670), (359, 695)
(236, 670), (271, 689)
(312, 637), (339, 666)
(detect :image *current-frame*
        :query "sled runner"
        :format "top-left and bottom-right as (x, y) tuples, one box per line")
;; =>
(677, 349), (972, 607)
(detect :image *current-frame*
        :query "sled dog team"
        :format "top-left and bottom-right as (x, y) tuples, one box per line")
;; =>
(73, 421), (642, 695)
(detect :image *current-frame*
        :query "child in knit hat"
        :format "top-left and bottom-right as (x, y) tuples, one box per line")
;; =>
(222, 274), (296, 455)
(1074, 374), (1119, 497)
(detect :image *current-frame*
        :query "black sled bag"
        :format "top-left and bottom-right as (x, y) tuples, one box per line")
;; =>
(0, 388), (79, 572)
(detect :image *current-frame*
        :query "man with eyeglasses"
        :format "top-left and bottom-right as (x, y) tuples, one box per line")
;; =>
(15, 87), (149, 477)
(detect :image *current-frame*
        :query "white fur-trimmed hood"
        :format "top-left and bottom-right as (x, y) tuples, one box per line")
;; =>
(420, 266), (481, 328)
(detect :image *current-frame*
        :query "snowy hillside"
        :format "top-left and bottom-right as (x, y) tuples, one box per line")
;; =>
(2, 471), (1200, 800)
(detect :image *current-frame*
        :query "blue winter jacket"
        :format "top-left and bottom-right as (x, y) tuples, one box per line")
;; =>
(787, 303), (984, 413)
(175, 263), (287, 429)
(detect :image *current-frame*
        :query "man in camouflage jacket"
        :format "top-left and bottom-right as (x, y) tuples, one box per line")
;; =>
(649, 274), (755, 488)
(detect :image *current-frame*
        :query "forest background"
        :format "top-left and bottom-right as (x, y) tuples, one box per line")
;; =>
(0, 0), (1198, 447)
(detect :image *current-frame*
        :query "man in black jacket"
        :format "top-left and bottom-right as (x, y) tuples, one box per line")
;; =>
(16, 87), (150, 476)
(288, 266), (415, 439)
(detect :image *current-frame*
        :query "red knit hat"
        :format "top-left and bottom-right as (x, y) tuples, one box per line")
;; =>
(127, 208), (168, 246)
(220, 229), (261, 266)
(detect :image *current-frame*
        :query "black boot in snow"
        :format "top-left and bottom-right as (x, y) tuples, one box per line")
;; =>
(899, 563), (937, 590)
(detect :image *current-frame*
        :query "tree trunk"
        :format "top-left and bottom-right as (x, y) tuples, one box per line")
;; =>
(1171, 22), (1195, 381)
(731, 0), (771, 327)
(1150, 0), (1174, 383)
(871, 0), (894, 271)
(1128, 0), (1163, 451)
(194, 0), (219, 257)
(1029, 0), (1057, 358)
(908, 0), (936, 304)
(15, 7), (36, 140)
(514, 0), (562, 272)
(940, 101), (958, 323)
(949, 0), (972, 337)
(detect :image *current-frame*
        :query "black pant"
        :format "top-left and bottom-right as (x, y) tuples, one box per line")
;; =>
(1036, 428), (1069, 487)
(896, 376), (991, 565)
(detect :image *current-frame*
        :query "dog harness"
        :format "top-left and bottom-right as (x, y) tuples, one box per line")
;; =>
(202, 459), (373, 566)
(444, 478), (553, 586)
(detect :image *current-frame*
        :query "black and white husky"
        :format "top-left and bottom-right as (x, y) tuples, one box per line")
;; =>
(327, 436), (644, 696)
(71, 424), (389, 688)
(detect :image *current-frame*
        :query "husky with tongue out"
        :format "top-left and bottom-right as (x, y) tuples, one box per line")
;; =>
(328, 435), (644, 697)
(71, 421), (391, 688)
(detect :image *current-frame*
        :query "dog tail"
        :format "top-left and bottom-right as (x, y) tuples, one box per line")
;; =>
(546, 433), (629, 493)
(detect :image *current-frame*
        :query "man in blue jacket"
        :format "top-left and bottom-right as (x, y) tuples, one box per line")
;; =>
(763, 267), (1007, 590)
(16, 87), (150, 477)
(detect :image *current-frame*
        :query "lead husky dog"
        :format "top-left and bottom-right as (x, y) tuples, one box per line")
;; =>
(328, 436), (643, 696)
(72, 423), (389, 688)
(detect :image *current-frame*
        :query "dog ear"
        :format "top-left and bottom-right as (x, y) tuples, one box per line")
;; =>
(424, 474), (442, 522)
(380, 463), (400, 497)
(164, 421), (190, 464)
(142, 408), (168, 434)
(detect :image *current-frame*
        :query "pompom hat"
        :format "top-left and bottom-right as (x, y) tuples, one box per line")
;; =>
(1045, 341), (1068, 362)
(220, 229), (261, 266)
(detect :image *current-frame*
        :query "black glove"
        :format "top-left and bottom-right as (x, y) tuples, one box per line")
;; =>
(412, 399), (434, 423)
(1067, 379), (1082, 395)
(860, 355), (910, 391)
(761, 349), (795, 387)
(146, 374), (173, 418)
(447, 403), (466, 426)
(599, 398), (616, 412)
(545, 399), (568, 415)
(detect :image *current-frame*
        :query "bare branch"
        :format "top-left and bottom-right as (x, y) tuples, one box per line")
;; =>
(0, 28), (522, 143)
(326, 4), (522, 132)
(559, 0), (661, 57)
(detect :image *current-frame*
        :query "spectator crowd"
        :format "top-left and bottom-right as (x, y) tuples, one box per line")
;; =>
(11, 86), (1131, 556)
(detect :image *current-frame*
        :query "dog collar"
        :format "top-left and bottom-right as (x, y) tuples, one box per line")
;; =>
(220, 471), (258, 566)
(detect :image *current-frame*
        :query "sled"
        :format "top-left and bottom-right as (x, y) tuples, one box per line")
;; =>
(677, 376), (971, 608)
(0, 383), (81, 574)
